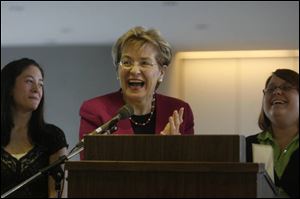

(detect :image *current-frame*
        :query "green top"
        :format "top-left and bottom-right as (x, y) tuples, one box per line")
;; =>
(257, 131), (299, 197)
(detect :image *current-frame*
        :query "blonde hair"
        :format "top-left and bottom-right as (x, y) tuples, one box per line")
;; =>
(112, 26), (172, 68)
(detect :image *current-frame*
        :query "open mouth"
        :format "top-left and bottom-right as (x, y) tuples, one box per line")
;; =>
(128, 80), (145, 88)
(271, 99), (287, 105)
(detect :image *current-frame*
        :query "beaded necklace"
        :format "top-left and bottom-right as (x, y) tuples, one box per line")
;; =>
(129, 95), (155, 126)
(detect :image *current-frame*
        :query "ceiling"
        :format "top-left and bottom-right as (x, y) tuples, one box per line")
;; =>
(1, 1), (299, 51)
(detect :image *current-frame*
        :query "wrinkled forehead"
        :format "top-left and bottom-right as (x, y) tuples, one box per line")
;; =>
(121, 41), (158, 58)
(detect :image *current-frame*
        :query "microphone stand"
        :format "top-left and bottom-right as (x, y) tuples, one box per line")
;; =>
(52, 167), (64, 198)
(1, 125), (118, 198)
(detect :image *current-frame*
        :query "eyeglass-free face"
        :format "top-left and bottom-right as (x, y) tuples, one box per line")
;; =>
(117, 42), (165, 105)
(12, 65), (44, 112)
(263, 75), (299, 126)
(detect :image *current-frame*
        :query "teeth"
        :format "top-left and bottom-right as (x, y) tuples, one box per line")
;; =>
(272, 100), (285, 105)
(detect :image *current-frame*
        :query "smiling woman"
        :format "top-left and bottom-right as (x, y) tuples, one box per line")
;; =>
(79, 26), (195, 159)
(1, 58), (68, 198)
(246, 69), (299, 198)
(12, 65), (44, 112)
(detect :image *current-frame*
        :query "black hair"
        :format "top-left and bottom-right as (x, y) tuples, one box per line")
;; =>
(1, 58), (46, 146)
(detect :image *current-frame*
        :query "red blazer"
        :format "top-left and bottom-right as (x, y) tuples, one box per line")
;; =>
(79, 90), (194, 140)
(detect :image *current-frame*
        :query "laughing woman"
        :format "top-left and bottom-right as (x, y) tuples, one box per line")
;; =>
(246, 69), (299, 198)
(79, 26), (194, 159)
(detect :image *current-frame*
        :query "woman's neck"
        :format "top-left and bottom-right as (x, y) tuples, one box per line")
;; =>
(11, 109), (32, 135)
(271, 124), (299, 150)
(125, 96), (154, 115)
(13, 111), (32, 128)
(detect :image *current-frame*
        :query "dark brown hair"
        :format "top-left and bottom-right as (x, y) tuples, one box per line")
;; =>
(258, 69), (299, 131)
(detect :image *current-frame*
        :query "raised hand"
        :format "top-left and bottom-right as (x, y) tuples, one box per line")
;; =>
(160, 107), (184, 135)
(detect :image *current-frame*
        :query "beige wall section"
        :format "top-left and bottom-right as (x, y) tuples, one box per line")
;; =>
(183, 58), (238, 134)
(162, 50), (299, 136)
(239, 57), (299, 135)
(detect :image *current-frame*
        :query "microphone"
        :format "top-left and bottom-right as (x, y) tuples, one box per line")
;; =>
(76, 104), (133, 148)
(90, 103), (133, 135)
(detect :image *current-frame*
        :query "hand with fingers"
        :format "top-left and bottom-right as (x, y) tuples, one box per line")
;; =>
(160, 107), (184, 135)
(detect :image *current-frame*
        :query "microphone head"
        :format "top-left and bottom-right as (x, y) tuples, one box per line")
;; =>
(118, 104), (134, 120)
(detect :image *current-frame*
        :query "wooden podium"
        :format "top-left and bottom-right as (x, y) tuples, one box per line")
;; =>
(66, 135), (277, 197)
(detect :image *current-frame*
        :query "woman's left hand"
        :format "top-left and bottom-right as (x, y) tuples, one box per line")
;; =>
(160, 107), (184, 135)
